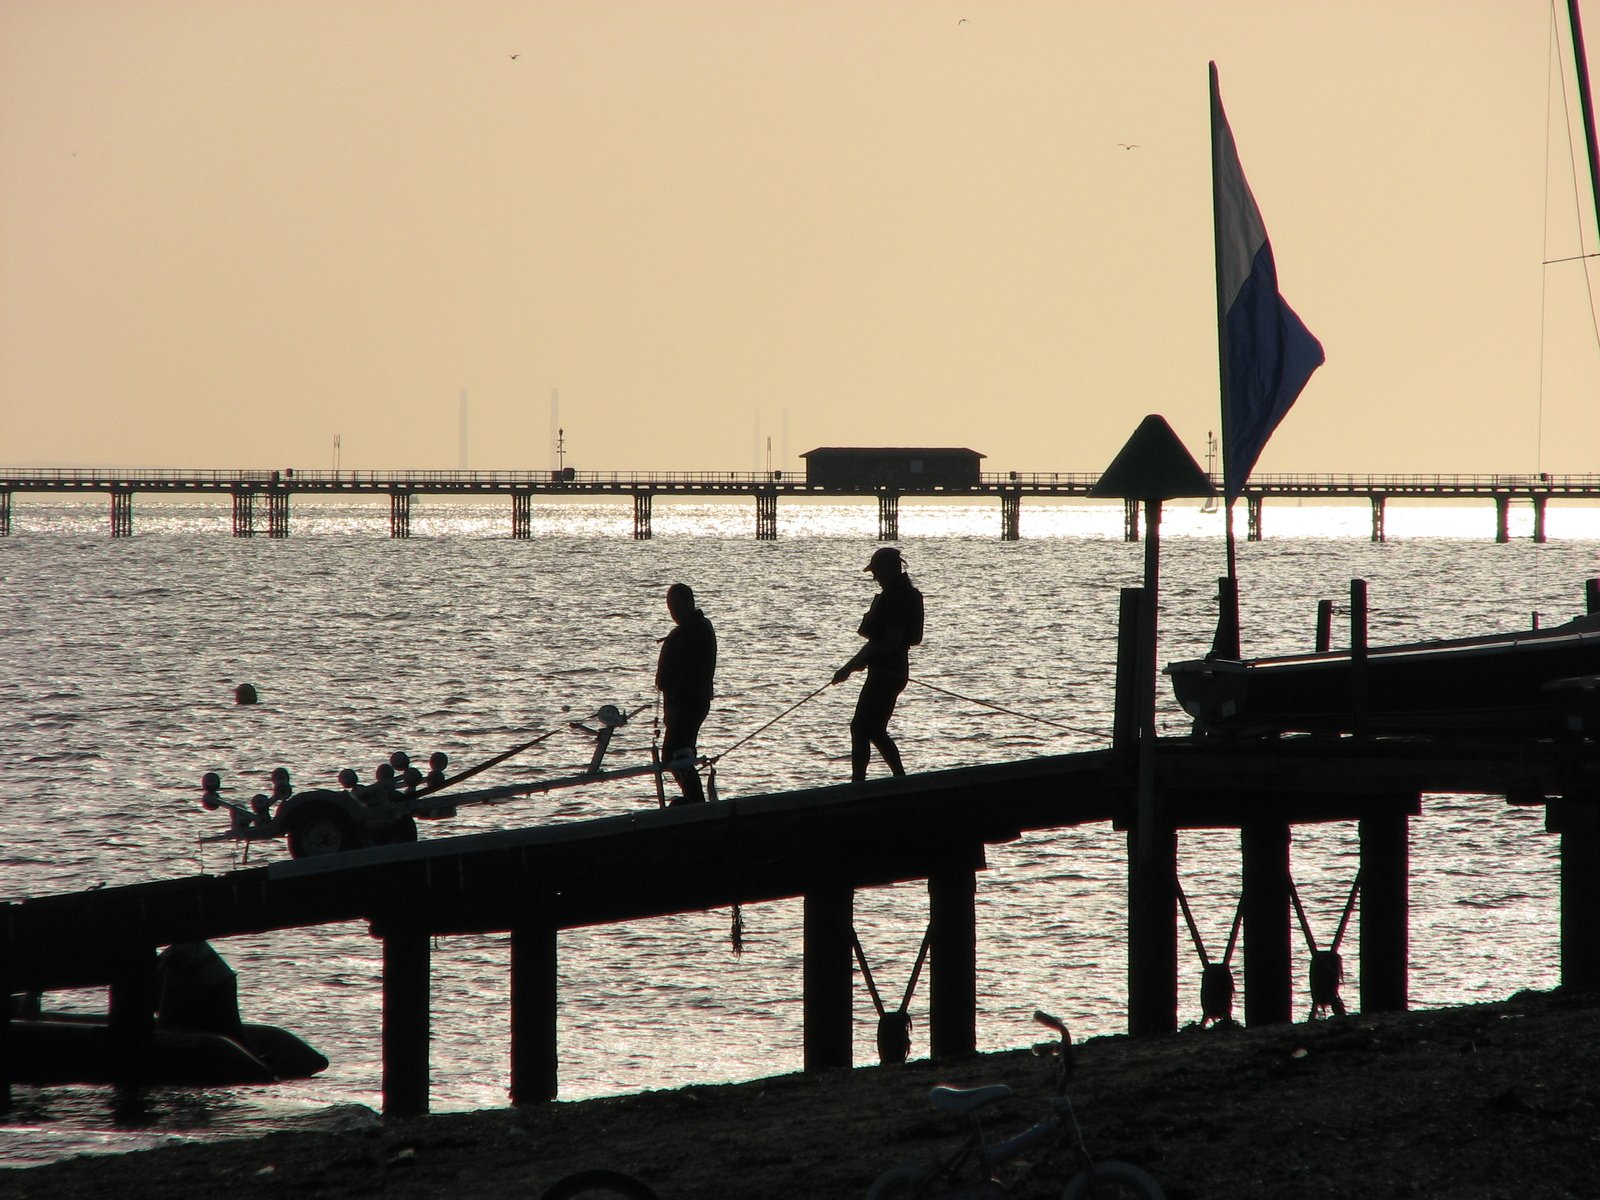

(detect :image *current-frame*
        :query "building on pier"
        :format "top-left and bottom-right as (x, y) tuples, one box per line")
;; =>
(800, 447), (984, 489)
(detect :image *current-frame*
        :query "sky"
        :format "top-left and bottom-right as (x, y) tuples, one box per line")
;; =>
(2, 1), (1598, 477)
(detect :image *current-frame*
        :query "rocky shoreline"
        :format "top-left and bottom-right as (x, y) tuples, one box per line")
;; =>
(5, 987), (1597, 1199)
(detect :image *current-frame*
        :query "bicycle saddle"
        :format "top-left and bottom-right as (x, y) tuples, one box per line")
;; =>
(929, 1084), (1014, 1114)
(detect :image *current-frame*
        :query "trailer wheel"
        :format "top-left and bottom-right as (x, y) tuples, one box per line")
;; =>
(286, 804), (360, 858)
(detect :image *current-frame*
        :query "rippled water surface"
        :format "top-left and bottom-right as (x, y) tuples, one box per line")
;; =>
(2, 497), (1597, 1164)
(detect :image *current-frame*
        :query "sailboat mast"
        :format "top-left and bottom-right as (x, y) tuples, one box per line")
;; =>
(1568, 0), (1600, 243)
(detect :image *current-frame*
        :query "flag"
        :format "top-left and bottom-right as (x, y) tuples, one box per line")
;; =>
(1211, 63), (1324, 502)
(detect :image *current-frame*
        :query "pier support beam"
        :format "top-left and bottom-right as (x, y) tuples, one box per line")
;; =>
(1123, 499), (1139, 542)
(802, 878), (854, 1071)
(0, 490), (11, 536)
(110, 488), (133, 537)
(1246, 495), (1263, 542)
(231, 489), (256, 537)
(1370, 495), (1386, 543)
(108, 944), (159, 1089)
(755, 488), (778, 540)
(509, 916), (559, 1103)
(1241, 821), (1293, 1026)
(512, 491), (532, 539)
(380, 921), (431, 1117)
(928, 855), (980, 1058)
(877, 493), (899, 541)
(1495, 495), (1510, 543)
(1126, 821), (1179, 1035)
(1359, 808), (1411, 1012)
(1550, 799), (1600, 991)
(1533, 495), (1548, 544)
(1000, 489), (1021, 541)
(266, 490), (290, 538)
(633, 493), (652, 540)
(389, 490), (412, 538)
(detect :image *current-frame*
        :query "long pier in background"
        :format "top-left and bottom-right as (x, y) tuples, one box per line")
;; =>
(1, 467), (1597, 542)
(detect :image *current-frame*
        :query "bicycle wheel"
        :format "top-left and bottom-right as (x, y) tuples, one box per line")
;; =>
(538, 1168), (661, 1200)
(1060, 1159), (1165, 1200)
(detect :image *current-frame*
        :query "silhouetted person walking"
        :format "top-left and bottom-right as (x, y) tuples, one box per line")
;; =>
(656, 582), (716, 804)
(832, 547), (924, 782)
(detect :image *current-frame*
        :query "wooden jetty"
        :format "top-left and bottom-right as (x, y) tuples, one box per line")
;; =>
(3, 729), (1597, 1117)
(2, 467), (1597, 542)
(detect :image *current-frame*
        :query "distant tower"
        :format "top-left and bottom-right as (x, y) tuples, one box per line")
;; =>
(458, 389), (469, 470)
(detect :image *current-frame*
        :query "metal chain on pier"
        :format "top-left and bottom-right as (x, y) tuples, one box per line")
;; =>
(1174, 878), (1244, 1028)
(852, 925), (933, 1065)
(1289, 871), (1362, 1019)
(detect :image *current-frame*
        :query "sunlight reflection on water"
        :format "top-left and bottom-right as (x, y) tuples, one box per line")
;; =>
(2, 497), (1597, 1160)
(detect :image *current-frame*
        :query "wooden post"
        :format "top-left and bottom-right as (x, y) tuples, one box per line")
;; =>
(802, 880), (853, 1071)
(633, 492), (653, 540)
(928, 859), (978, 1057)
(1123, 499), (1140, 542)
(509, 917), (559, 1104)
(1246, 495), (1263, 541)
(1533, 494), (1548, 544)
(108, 944), (159, 1089)
(0, 909), (9, 1112)
(1315, 599), (1334, 653)
(110, 489), (134, 537)
(1550, 799), (1600, 991)
(1494, 495), (1510, 543)
(1240, 822), (1293, 1025)
(1359, 808), (1410, 1012)
(1112, 588), (1143, 763)
(1126, 821), (1178, 1035)
(512, 491), (532, 539)
(0, 489), (10, 536)
(1369, 494), (1386, 543)
(1588, 577), (1600, 614)
(389, 490), (412, 538)
(1350, 579), (1369, 737)
(381, 922), (431, 1117)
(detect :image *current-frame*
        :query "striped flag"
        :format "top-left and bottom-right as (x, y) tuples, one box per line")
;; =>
(1211, 63), (1324, 502)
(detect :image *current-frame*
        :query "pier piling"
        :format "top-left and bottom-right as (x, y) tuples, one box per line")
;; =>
(509, 916), (559, 1104)
(380, 920), (431, 1117)
(1241, 822), (1294, 1026)
(802, 878), (854, 1071)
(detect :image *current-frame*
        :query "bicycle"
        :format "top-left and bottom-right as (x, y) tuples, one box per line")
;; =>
(865, 1010), (1164, 1199)
(538, 1168), (661, 1200)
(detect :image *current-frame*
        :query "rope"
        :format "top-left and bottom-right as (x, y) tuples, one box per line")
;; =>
(1175, 878), (1243, 1028)
(904, 677), (1108, 740)
(1289, 874), (1360, 1019)
(851, 926), (933, 1065)
(708, 683), (832, 763)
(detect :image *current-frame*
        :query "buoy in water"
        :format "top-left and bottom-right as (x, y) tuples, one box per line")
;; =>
(234, 683), (258, 705)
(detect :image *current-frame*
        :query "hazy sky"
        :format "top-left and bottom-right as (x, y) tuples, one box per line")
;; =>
(3, 1), (1597, 476)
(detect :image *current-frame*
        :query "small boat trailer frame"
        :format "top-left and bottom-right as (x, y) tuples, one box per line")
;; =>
(200, 704), (693, 859)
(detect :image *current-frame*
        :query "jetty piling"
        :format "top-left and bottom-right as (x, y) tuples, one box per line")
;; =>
(2, 467), (1594, 540)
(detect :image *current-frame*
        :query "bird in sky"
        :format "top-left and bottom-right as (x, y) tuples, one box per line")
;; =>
(1118, 143), (1140, 150)
(510, 53), (521, 60)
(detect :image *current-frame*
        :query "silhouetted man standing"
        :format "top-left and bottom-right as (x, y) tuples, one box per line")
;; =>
(832, 547), (924, 782)
(656, 582), (716, 804)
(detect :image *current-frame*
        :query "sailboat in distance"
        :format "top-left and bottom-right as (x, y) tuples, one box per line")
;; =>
(1166, 3), (1600, 740)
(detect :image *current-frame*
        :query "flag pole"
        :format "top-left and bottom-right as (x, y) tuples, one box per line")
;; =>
(1210, 62), (1242, 657)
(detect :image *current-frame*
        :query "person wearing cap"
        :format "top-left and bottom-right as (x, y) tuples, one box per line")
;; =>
(831, 546), (924, 782)
(655, 582), (717, 804)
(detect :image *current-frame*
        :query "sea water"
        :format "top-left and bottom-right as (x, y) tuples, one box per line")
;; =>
(1, 496), (1596, 1164)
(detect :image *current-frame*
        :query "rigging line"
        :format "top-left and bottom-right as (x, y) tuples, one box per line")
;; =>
(1543, 251), (1600, 263)
(1556, 1), (1600, 360)
(707, 682), (831, 763)
(904, 677), (1108, 740)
